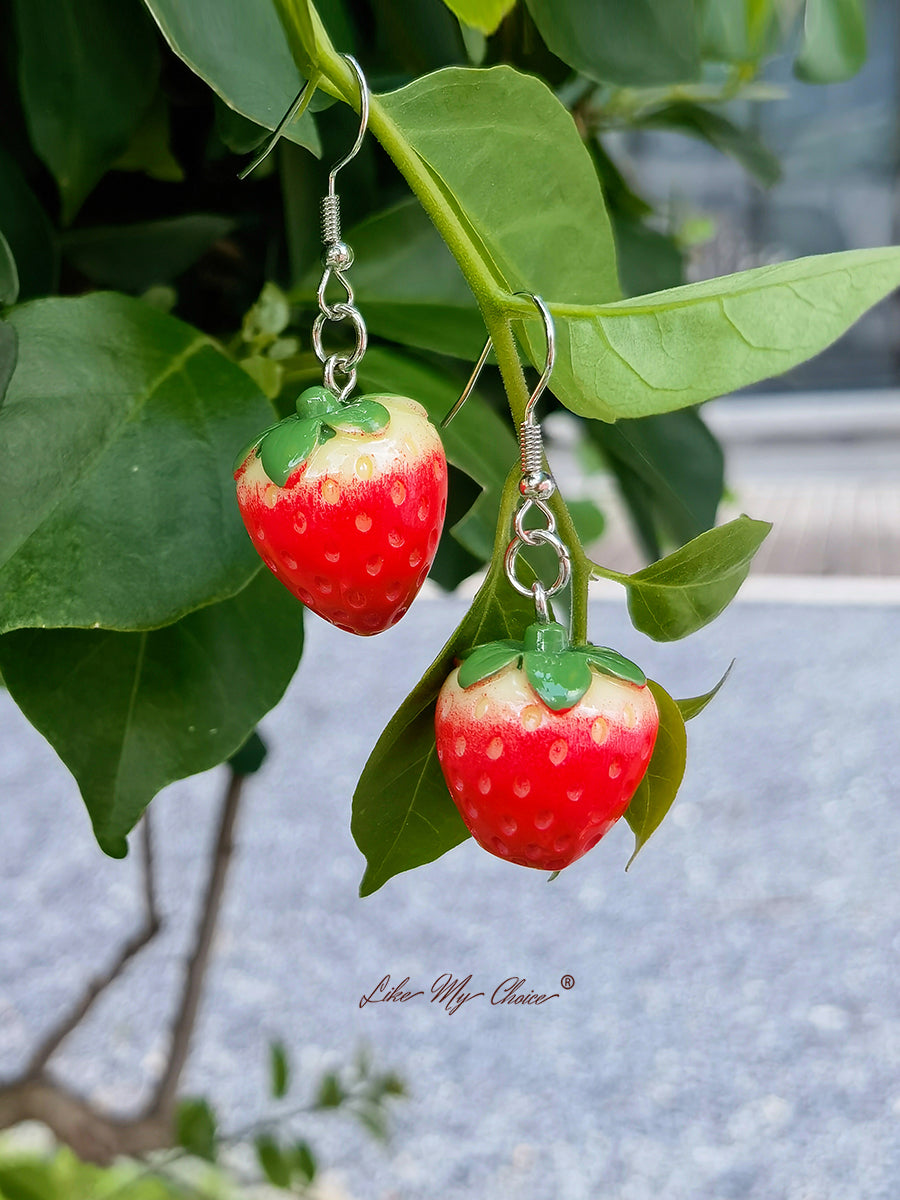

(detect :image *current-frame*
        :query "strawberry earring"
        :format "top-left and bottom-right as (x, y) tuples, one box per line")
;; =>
(234, 56), (448, 635)
(435, 295), (659, 873)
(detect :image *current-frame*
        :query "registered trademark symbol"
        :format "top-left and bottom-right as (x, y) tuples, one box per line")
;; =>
(561, 975), (575, 990)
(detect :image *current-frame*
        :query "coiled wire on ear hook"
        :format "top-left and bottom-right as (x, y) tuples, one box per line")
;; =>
(443, 294), (570, 621)
(240, 56), (371, 403)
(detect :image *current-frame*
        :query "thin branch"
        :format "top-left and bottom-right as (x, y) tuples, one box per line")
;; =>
(147, 769), (245, 1120)
(23, 814), (162, 1080)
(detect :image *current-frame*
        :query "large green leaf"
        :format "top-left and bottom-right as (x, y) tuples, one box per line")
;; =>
(142, 0), (320, 154)
(0, 323), (16, 405)
(61, 216), (236, 292)
(0, 293), (274, 635)
(549, 248), (900, 421)
(596, 516), (771, 641)
(13, 0), (160, 223)
(795, 0), (866, 83)
(0, 146), (58, 300)
(633, 103), (782, 188)
(0, 571), (303, 858)
(353, 505), (537, 896)
(525, 0), (700, 86)
(296, 200), (484, 360)
(440, 0), (516, 34)
(0, 232), (18, 306)
(357, 346), (517, 561)
(380, 66), (620, 306)
(589, 409), (724, 561)
(624, 680), (686, 867)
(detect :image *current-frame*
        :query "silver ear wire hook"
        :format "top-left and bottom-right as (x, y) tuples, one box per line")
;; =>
(443, 295), (569, 623)
(238, 81), (313, 181)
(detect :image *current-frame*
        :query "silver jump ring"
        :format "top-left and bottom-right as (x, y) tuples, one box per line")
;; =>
(504, 529), (571, 600)
(312, 305), (368, 370)
(323, 357), (357, 401)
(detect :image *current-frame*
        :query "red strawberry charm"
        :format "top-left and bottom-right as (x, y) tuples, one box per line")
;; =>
(435, 621), (659, 872)
(234, 386), (447, 635)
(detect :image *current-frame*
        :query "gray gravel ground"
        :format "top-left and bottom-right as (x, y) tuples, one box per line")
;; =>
(2, 596), (900, 1200)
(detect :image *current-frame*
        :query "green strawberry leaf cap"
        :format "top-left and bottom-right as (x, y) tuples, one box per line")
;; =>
(233, 385), (391, 486)
(456, 621), (646, 712)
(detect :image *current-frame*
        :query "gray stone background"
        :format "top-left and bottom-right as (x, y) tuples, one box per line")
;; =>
(3, 586), (899, 1200)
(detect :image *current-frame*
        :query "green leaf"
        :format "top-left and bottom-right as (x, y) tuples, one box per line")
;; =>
(625, 680), (687, 867)
(597, 516), (771, 641)
(0, 293), (274, 635)
(228, 730), (268, 775)
(357, 347), (518, 562)
(567, 498), (606, 547)
(696, 0), (775, 62)
(525, 0), (700, 86)
(588, 409), (724, 561)
(292, 1141), (317, 1184)
(380, 66), (620, 310)
(113, 90), (184, 182)
(175, 1098), (218, 1162)
(331, 398), (391, 435)
(457, 641), (521, 687)
(440, 0), (516, 35)
(295, 200), (485, 361)
(260, 416), (323, 485)
(143, 0), (320, 155)
(255, 1135), (292, 1188)
(677, 661), (734, 721)
(270, 1040), (290, 1099)
(244, 282), (292, 341)
(633, 103), (781, 188)
(524, 650), (593, 711)
(0, 146), (58, 300)
(60, 216), (235, 292)
(581, 647), (646, 686)
(0, 1163), (56, 1200)
(0, 571), (303, 857)
(0, 232), (19, 306)
(13, 0), (160, 222)
(353, 525), (537, 896)
(795, 0), (866, 83)
(0, 323), (16, 405)
(355, 1103), (390, 1142)
(550, 248), (900, 421)
(315, 1072), (346, 1109)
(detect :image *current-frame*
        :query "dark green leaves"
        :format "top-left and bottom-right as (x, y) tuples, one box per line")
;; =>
(0, 233), (19, 306)
(595, 516), (771, 641)
(352, 546), (537, 896)
(176, 1098), (218, 1162)
(525, 0), (700, 86)
(795, 0), (867, 84)
(588, 409), (724, 561)
(13, 0), (160, 222)
(625, 680), (687, 867)
(0, 293), (273, 635)
(142, 0), (320, 154)
(0, 571), (304, 857)
(270, 1041), (290, 1099)
(0, 323), (16, 404)
(677, 661), (734, 721)
(551, 248), (900, 421)
(60, 216), (236, 292)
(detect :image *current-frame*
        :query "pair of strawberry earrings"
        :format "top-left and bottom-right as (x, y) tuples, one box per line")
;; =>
(233, 58), (659, 874)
